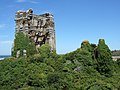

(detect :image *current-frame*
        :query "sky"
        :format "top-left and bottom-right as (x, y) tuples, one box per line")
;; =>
(0, 0), (120, 55)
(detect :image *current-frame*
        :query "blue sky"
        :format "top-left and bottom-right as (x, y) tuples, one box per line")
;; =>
(0, 0), (120, 55)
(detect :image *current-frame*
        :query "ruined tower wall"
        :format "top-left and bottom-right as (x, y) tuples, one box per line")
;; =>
(15, 9), (56, 50)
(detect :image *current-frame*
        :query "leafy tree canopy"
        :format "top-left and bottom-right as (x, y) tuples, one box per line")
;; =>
(0, 39), (120, 90)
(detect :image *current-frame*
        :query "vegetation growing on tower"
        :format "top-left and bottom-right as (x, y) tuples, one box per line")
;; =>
(12, 32), (37, 57)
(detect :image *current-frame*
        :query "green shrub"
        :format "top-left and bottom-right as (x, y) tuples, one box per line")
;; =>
(12, 32), (37, 57)
(96, 39), (113, 77)
(0, 39), (119, 89)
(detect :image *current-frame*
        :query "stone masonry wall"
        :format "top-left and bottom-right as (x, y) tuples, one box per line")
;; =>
(15, 9), (56, 50)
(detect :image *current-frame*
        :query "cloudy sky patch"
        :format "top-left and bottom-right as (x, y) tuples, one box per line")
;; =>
(0, 24), (5, 28)
(0, 35), (8, 38)
(17, 0), (25, 2)
(0, 41), (13, 44)
(17, 0), (38, 4)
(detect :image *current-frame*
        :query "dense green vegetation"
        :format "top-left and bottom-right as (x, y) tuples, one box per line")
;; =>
(0, 33), (120, 90)
(12, 32), (37, 57)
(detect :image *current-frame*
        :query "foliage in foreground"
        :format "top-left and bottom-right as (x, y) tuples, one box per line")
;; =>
(0, 39), (120, 90)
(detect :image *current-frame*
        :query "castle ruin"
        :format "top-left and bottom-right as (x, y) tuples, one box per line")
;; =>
(15, 9), (56, 50)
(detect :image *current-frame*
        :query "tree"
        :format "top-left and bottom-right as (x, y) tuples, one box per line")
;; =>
(12, 32), (37, 57)
(38, 44), (51, 59)
(96, 39), (113, 77)
(81, 40), (92, 52)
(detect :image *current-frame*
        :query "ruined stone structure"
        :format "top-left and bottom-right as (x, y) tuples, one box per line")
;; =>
(112, 56), (120, 61)
(15, 9), (56, 50)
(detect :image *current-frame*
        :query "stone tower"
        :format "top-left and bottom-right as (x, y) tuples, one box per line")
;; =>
(15, 9), (56, 50)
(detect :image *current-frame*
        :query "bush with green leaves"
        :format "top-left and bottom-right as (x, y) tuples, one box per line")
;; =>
(0, 39), (120, 89)
(12, 32), (37, 57)
(81, 40), (92, 52)
(95, 39), (113, 77)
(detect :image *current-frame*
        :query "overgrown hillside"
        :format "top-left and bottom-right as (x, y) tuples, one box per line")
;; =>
(0, 33), (120, 90)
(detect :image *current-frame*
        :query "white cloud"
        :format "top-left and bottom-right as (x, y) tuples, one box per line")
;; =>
(29, 1), (39, 4)
(17, 0), (39, 4)
(0, 35), (8, 38)
(0, 41), (13, 44)
(0, 24), (5, 28)
(17, 0), (25, 2)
